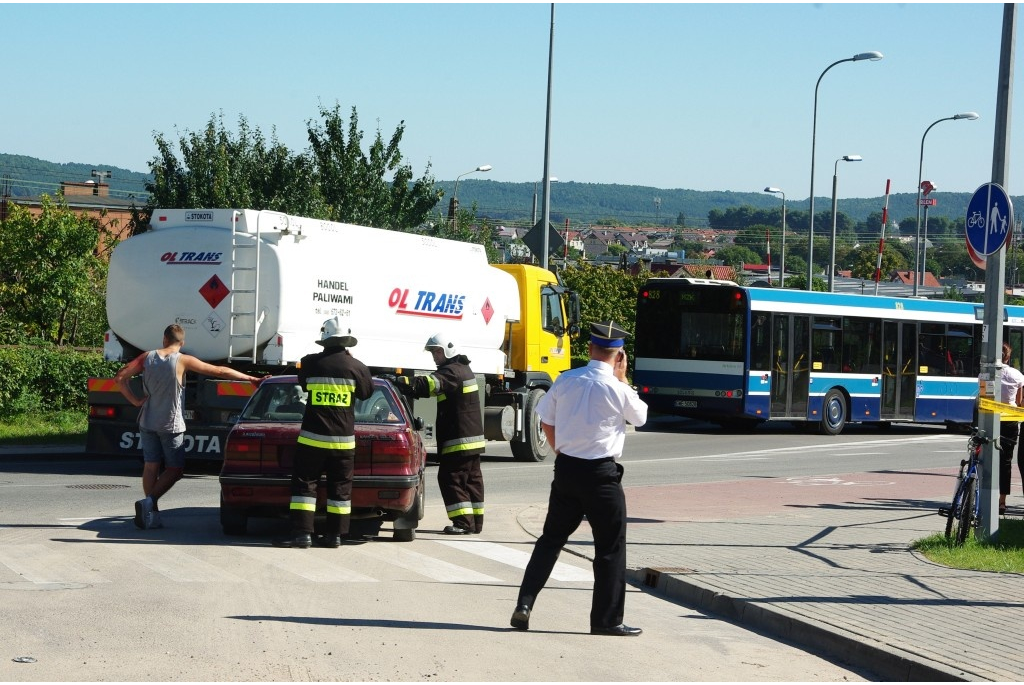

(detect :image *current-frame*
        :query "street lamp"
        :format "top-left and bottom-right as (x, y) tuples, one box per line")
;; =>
(448, 164), (492, 226)
(913, 112), (979, 295)
(764, 187), (786, 287)
(807, 51), (883, 291)
(828, 155), (862, 292)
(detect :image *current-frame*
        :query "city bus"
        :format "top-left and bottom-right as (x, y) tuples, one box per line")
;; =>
(633, 278), (1024, 434)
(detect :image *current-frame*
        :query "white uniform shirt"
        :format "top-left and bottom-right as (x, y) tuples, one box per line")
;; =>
(535, 359), (648, 460)
(1000, 363), (1024, 406)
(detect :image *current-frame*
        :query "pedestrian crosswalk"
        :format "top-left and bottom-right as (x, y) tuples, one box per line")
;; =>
(0, 517), (595, 588)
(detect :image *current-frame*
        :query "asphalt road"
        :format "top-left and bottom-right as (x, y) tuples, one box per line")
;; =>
(0, 420), (960, 681)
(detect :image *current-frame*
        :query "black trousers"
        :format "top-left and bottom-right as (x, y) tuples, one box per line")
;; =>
(517, 455), (627, 630)
(290, 444), (355, 536)
(438, 453), (484, 532)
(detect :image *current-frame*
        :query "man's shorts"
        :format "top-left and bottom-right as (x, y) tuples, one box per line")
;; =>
(140, 429), (185, 468)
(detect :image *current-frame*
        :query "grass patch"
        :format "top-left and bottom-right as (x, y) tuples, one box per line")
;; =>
(0, 410), (87, 445)
(913, 518), (1024, 573)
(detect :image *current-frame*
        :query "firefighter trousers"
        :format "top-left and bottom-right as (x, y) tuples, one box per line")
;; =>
(289, 443), (355, 536)
(438, 453), (484, 533)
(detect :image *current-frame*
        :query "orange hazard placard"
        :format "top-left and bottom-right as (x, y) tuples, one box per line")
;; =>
(88, 378), (121, 392)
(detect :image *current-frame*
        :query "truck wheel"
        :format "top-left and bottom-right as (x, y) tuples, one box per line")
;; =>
(512, 388), (554, 462)
(220, 494), (248, 536)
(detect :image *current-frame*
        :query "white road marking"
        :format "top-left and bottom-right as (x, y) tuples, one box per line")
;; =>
(435, 539), (593, 582)
(358, 543), (501, 584)
(0, 544), (109, 585)
(232, 545), (378, 583)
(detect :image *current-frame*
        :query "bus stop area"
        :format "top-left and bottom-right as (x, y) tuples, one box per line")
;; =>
(517, 465), (1024, 682)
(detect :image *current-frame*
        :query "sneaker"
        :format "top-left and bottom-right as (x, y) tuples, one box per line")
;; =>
(144, 510), (163, 530)
(134, 497), (153, 530)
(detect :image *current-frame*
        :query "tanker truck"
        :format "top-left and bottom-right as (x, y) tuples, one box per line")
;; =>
(87, 208), (580, 463)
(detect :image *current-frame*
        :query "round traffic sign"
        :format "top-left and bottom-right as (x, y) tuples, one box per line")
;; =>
(965, 182), (1014, 257)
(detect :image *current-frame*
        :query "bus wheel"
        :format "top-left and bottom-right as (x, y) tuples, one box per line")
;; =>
(820, 389), (847, 436)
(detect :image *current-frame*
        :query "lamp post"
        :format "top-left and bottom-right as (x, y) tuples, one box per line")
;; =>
(448, 164), (492, 227)
(913, 112), (979, 295)
(828, 155), (862, 292)
(764, 187), (786, 287)
(807, 51), (883, 291)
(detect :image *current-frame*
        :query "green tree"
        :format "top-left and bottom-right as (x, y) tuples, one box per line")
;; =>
(307, 104), (441, 229)
(849, 243), (907, 280)
(0, 198), (109, 345)
(428, 202), (501, 264)
(560, 263), (649, 366)
(146, 112), (320, 221)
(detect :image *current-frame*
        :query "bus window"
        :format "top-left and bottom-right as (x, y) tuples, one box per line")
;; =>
(947, 326), (974, 377)
(919, 323), (947, 375)
(751, 314), (771, 370)
(842, 317), (880, 374)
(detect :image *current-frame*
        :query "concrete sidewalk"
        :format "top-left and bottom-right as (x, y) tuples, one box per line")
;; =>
(517, 469), (1024, 682)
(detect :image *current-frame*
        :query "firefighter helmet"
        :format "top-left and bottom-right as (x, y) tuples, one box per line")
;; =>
(424, 332), (459, 359)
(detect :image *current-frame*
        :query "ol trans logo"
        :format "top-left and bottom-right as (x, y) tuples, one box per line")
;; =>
(389, 287), (465, 320)
(161, 251), (223, 265)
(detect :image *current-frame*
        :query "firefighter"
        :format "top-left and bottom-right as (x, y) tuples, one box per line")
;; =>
(406, 333), (486, 534)
(273, 317), (374, 548)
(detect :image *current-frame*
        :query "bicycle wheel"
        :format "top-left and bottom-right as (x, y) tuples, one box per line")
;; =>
(954, 476), (977, 545)
(944, 485), (962, 538)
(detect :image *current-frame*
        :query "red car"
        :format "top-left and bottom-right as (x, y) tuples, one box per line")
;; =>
(219, 375), (426, 541)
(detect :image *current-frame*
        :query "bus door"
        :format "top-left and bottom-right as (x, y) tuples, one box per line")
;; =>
(771, 313), (810, 418)
(881, 321), (917, 420)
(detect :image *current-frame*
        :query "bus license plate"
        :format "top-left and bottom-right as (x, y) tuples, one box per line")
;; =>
(674, 400), (697, 408)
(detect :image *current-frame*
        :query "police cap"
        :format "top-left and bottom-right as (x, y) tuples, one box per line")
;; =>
(589, 321), (628, 348)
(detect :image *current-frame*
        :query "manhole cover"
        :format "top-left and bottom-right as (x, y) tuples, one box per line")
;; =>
(65, 484), (131, 490)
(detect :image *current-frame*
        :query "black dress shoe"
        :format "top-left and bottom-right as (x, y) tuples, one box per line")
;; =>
(313, 534), (342, 548)
(443, 525), (472, 535)
(272, 533), (312, 549)
(590, 624), (642, 636)
(510, 604), (531, 630)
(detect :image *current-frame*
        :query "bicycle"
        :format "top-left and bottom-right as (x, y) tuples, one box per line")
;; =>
(967, 210), (986, 229)
(938, 426), (992, 545)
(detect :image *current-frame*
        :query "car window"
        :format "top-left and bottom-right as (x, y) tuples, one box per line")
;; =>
(240, 382), (404, 424)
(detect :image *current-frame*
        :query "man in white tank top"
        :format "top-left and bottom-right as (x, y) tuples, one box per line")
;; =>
(114, 324), (265, 530)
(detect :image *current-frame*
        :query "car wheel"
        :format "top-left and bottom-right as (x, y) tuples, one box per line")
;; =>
(392, 474), (425, 542)
(220, 493), (248, 536)
(511, 388), (554, 462)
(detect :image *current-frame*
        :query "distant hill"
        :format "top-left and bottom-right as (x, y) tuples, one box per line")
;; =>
(0, 153), (151, 202)
(0, 152), (1003, 228)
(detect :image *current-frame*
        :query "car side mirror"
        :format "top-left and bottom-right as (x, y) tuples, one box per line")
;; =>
(413, 417), (425, 431)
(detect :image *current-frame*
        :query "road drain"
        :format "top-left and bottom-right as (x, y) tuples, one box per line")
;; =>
(65, 484), (131, 490)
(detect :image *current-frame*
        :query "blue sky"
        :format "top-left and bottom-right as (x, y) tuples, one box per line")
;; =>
(2, 3), (1018, 201)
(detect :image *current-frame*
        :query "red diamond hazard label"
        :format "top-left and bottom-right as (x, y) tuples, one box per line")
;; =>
(199, 274), (229, 309)
(481, 297), (494, 324)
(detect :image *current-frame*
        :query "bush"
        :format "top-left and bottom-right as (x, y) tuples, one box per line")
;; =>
(0, 345), (119, 419)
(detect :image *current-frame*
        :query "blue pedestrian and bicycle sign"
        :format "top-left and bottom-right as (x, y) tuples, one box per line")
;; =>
(965, 182), (1014, 257)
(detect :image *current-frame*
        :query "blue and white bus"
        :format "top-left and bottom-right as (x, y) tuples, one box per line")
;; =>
(633, 278), (1024, 434)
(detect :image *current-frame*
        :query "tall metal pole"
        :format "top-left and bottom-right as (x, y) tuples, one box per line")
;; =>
(829, 166), (839, 292)
(979, 2), (1016, 542)
(765, 187), (786, 287)
(540, 3), (555, 271)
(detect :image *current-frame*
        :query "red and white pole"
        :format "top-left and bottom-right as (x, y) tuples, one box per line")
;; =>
(873, 179), (891, 295)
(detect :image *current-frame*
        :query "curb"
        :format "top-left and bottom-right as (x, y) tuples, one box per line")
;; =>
(0, 445), (92, 462)
(629, 568), (971, 682)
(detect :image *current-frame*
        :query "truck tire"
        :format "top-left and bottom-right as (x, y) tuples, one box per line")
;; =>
(512, 388), (554, 462)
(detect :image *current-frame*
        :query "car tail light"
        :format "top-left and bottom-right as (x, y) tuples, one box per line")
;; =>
(89, 406), (117, 419)
(225, 437), (262, 462)
(369, 433), (412, 463)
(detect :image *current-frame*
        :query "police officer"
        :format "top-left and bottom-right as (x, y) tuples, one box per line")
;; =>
(273, 317), (374, 548)
(510, 321), (648, 636)
(407, 333), (486, 534)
